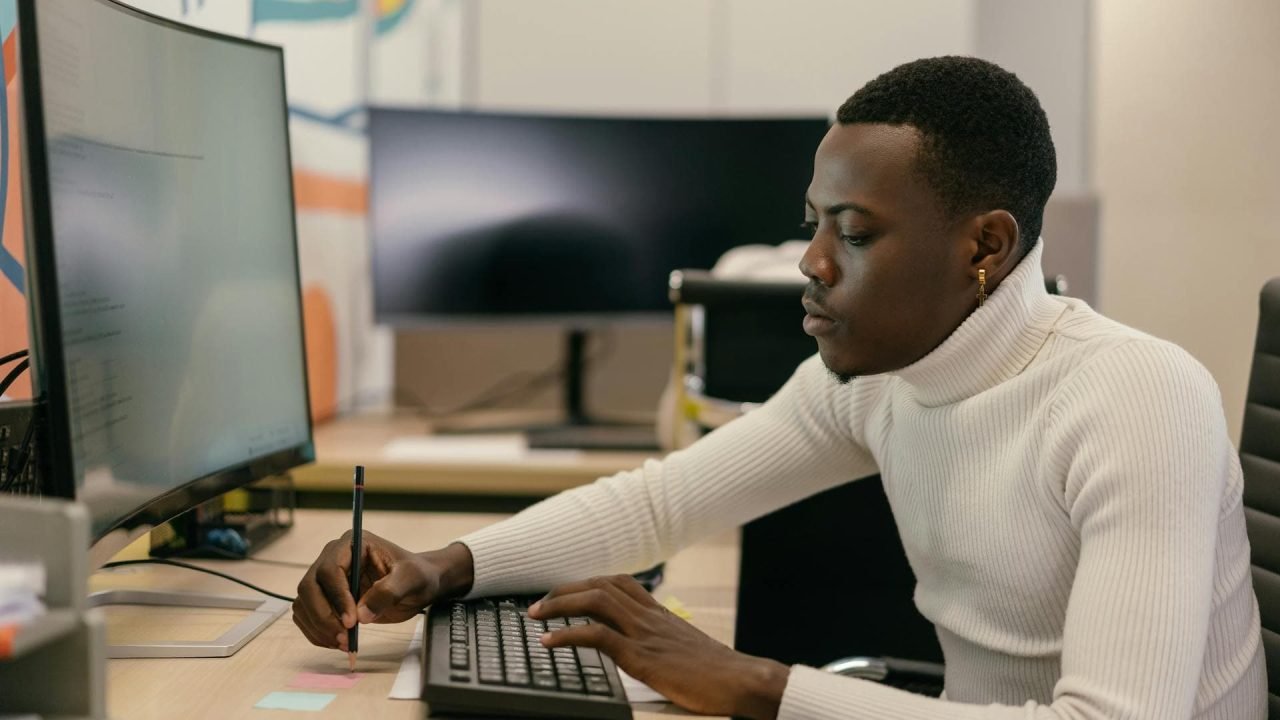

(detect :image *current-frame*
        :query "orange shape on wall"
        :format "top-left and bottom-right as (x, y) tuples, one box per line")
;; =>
(302, 284), (338, 422)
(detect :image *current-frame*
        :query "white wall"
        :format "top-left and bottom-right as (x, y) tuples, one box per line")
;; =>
(471, 0), (718, 114)
(976, 0), (1090, 194)
(718, 1), (973, 114)
(469, 0), (974, 115)
(1094, 0), (1280, 440)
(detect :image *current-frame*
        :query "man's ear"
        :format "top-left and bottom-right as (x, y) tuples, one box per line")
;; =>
(970, 210), (1020, 279)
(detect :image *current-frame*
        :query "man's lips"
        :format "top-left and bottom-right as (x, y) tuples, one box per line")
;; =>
(802, 299), (837, 336)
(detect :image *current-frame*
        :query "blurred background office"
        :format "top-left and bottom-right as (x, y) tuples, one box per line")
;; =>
(1, 0), (1276, 442)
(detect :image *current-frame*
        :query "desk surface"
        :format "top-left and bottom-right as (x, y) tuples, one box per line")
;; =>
(99, 509), (738, 720)
(292, 413), (657, 496)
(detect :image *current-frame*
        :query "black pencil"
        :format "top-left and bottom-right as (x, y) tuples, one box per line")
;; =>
(348, 465), (365, 672)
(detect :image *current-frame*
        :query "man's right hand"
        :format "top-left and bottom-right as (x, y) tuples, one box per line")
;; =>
(292, 531), (475, 650)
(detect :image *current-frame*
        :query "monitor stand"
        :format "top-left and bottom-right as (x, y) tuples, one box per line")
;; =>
(522, 329), (659, 451)
(87, 589), (287, 658)
(88, 523), (288, 659)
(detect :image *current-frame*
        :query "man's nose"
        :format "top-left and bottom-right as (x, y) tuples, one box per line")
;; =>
(799, 234), (836, 288)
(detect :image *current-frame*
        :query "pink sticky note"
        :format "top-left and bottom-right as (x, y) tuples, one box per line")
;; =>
(287, 672), (364, 690)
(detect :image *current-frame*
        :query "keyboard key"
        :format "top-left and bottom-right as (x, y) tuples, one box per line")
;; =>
(505, 672), (531, 686)
(450, 672), (471, 683)
(532, 672), (558, 690)
(576, 647), (603, 668)
(582, 666), (606, 676)
(585, 676), (612, 696)
(479, 670), (504, 684)
(559, 676), (585, 692)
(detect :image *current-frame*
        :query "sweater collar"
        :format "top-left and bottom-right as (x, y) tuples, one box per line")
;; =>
(889, 240), (1066, 407)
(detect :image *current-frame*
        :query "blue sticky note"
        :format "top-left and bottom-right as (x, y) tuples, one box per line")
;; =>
(254, 691), (337, 712)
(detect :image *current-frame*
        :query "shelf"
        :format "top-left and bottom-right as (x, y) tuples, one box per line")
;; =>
(3, 608), (78, 661)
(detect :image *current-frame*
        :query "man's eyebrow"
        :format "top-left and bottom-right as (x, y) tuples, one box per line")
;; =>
(804, 196), (875, 218)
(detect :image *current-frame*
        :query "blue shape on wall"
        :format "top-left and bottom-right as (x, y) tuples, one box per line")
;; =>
(253, 0), (359, 25)
(376, 0), (414, 36)
(289, 104), (366, 135)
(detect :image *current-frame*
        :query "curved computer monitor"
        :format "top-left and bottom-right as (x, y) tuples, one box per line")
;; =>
(19, 0), (315, 544)
(369, 108), (830, 326)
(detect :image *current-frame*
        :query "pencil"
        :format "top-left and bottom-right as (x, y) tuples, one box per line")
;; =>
(348, 465), (365, 672)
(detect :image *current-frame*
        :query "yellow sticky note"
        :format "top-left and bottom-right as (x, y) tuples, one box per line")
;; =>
(661, 595), (693, 620)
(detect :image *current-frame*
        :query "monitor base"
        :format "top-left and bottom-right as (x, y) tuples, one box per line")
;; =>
(88, 589), (288, 658)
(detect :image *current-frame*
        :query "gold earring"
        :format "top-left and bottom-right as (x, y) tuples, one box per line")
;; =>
(977, 269), (987, 307)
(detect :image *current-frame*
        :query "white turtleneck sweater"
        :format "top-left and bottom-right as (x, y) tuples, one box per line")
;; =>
(457, 242), (1265, 719)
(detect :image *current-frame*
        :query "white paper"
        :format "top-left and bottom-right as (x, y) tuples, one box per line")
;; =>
(0, 562), (45, 594)
(388, 616), (425, 700)
(618, 668), (670, 704)
(382, 434), (583, 463)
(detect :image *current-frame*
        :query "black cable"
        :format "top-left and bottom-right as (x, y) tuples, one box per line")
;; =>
(0, 358), (28, 396)
(1, 412), (37, 492)
(0, 348), (27, 366)
(170, 544), (311, 568)
(98, 558), (296, 603)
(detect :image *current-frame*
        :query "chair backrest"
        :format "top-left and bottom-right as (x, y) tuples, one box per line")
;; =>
(1241, 278), (1280, 717)
(669, 270), (810, 404)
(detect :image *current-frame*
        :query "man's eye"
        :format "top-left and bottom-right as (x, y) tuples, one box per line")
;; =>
(799, 221), (818, 235)
(841, 234), (872, 247)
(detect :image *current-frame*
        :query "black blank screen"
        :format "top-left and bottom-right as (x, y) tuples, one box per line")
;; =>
(369, 109), (828, 322)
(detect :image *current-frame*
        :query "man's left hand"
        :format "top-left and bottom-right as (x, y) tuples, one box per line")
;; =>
(528, 575), (789, 720)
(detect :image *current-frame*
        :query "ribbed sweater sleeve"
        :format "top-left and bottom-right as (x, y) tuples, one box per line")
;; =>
(457, 353), (881, 597)
(776, 339), (1243, 719)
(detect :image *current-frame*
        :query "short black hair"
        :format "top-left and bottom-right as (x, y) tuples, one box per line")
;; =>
(837, 56), (1056, 253)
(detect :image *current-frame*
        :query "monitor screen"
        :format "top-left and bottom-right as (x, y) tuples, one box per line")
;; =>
(20, 0), (314, 539)
(369, 108), (829, 324)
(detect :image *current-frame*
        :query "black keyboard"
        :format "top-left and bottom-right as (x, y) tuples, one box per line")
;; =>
(422, 597), (633, 719)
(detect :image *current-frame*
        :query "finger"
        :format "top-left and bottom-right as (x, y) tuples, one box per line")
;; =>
(533, 577), (603, 605)
(294, 597), (347, 651)
(357, 562), (427, 623)
(541, 623), (627, 661)
(297, 568), (349, 640)
(528, 586), (637, 634)
(292, 608), (337, 649)
(531, 576), (646, 619)
(602, 574), (660, 608)
(316, 559), (358, 629)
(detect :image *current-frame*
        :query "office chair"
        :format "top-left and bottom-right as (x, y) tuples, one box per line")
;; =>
(1241, 278), (1280, 718)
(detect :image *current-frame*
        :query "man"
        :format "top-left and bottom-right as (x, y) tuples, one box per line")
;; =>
(293, 57), (1265, 718)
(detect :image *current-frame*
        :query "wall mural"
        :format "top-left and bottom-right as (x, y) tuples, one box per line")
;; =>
(0, 0), (27, 400)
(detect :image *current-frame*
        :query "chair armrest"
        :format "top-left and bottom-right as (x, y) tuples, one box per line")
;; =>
(821, 656), (892, 681)
(822, 656), (945, 696)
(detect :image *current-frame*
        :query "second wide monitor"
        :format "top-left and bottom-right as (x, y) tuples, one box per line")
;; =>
(369, 108), (829, 324)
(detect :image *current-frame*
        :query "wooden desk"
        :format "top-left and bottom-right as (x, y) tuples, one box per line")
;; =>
(99, 509), (738, 720)
(292, 413), (657, 497)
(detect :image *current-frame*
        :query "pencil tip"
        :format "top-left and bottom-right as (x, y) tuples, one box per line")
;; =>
(348, 652), (357, 672)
